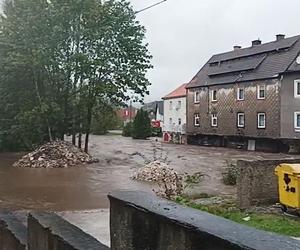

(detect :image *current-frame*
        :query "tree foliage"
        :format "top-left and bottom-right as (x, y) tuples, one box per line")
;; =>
(0, 0), (152, 152)
(122, 121), (133, 137)
(132, 109), (151, 140)
(91, 102), (122, 135)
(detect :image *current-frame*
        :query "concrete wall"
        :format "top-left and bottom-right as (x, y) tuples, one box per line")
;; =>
(186, 79), (281, 139)
(237, 158), (300, 208)
(163, 96), (186, 134)
(109, 190), (300, 250)
(28, 212), (109, 250)
(0, 212), (109, 250)
(0, 213), (27, 250)
(281, 72), (300, 139)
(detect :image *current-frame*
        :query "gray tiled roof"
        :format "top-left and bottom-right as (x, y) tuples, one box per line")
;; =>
(187, 35), (300, 88)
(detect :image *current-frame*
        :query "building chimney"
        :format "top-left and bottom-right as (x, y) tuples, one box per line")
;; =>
(276, 34), (285, 41)
(233, 45), (242, 51)
(252, 39), (262, 46)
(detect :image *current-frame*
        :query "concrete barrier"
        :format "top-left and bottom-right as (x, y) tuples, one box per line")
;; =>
(0, 213), (27, 250)
(109, 190), (300, 250)
(28, 212), (109, 250)
(237, 159), (300, 208)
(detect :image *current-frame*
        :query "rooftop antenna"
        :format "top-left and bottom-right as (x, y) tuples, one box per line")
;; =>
(136, 0), (167, 14)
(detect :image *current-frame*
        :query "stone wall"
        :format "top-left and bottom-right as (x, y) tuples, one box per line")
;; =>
(109, 190), (300, 250)
(237, 158), (300, 208)
(0, 212), (109, 250)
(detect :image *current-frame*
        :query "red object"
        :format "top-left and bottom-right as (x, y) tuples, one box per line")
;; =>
(151, 120), (161, 128)
(116, 107), (137, 123)
(163, 132), (170, 142)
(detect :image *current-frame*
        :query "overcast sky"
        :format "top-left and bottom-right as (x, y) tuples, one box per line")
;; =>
(129, 0), (300, 102)
(1, 0), (300, 103)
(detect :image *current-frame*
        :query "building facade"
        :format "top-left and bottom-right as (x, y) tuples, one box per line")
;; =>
(162, 84), (187, 144)
(186, 35), (300, 152)
(142, 101), (164, 122)
(116, 107), (138, 125)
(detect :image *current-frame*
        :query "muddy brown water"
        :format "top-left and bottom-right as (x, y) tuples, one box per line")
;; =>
(0, 135), (295, 211)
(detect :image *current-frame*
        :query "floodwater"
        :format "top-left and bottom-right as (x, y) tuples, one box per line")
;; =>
(0, 135), (296, 211)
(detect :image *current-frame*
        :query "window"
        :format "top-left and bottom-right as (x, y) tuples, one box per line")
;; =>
(177, 100), (182, 109)
(194, 91), (200, 103)
(237, 87), (244, 100)
(257, 85), (266, 99)
(211, 90), (217, 102)
(257, 113), (266, 128)
(294, 112), (300, 130)
(194, 114), (200, 126)
(294, 80), (300, 98)
(211, 114), (218, 127)
(178, 118), (182, 125)
(169, 101), (173, 110)
(237, 113), (245, 128)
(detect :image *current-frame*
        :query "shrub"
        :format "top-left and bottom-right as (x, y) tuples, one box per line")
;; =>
(151, 127), (162, 137)
(132, 109), (151, 139)
(122, 122), (133, 137)
(222, 160), (239, 185)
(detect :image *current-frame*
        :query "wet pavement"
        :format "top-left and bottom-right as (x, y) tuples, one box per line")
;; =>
(0, 134), (296, 211)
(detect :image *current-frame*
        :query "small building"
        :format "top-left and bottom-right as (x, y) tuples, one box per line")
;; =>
(162, 83), (187, 144)
(142, 101), (164, 122)
(186, 34), (300, 153)
(116, 107), (138, 125)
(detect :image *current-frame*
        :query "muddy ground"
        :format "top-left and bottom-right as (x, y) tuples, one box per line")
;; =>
(0, 134), (297, 245)
(0, 134), (294, 211)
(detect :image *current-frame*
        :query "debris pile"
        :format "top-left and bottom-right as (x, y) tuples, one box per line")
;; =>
(132, 161), (178, 182)
(13, 141), (98, 168)
(132, 161), (183, 199)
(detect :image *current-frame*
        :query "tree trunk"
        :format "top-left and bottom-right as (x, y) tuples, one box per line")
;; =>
(33, 73), (53, 141)
(84, 106), (92, 153)
(72, 132), (76, 145)
(78, 132), (82, 149)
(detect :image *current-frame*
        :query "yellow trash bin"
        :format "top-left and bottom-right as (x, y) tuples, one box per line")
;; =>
(275, 164), (300, 210)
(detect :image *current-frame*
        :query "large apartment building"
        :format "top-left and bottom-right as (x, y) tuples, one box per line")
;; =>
(186, 34), (300, 153)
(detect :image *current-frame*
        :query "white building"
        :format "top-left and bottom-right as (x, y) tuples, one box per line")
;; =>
(162, 83), (187, 143)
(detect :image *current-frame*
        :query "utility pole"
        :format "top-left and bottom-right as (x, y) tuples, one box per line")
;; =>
(136, 0), (167, 14)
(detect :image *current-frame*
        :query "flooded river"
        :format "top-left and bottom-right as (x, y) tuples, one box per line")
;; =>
(0, 135), (294, 211)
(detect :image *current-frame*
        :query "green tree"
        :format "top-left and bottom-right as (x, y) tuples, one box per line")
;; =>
(0, 0), (152, 152)
(91, 102), (122, 135)
(132, 109), (151, 139)
(122, 122), (133, 137)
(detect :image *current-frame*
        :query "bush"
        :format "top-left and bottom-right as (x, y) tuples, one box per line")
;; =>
(222, 160), (239, 186)
(151, 127), (162, 137)
(132, 109), (151, 139)
(122, 122), (133, 137)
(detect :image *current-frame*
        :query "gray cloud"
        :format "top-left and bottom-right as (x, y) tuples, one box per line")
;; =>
(2, 0), (299, 103)
(130, 0), (300, 102)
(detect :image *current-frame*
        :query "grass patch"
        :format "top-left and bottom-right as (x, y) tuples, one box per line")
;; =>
(175, 196), (300, 237)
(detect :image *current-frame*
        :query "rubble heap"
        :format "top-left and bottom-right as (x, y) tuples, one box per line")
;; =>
(132, 161), (183, 199)
(132, 161), (179, 182)
(13, 141), (98, 168)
